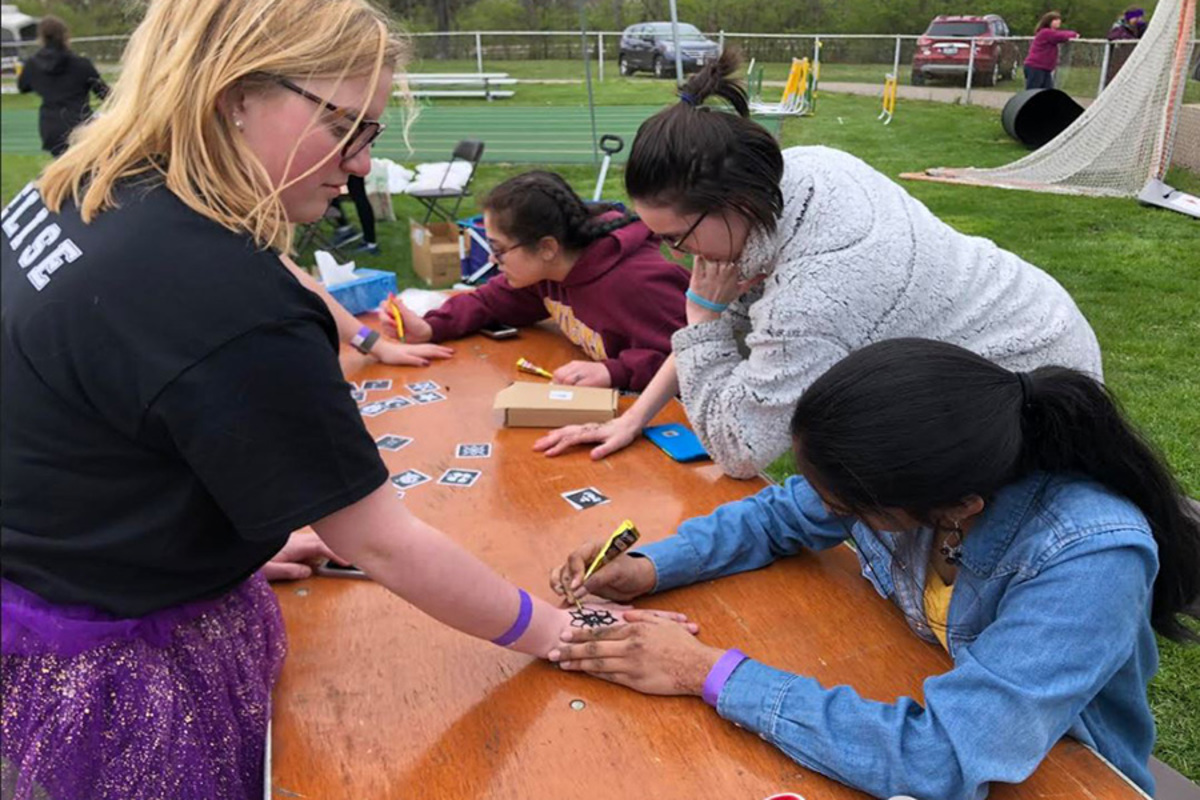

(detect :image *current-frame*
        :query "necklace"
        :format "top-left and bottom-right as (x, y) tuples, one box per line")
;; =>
(939, 527), (964, 565)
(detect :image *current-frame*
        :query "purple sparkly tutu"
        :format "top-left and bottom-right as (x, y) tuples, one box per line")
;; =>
(1, 573), (286, 800)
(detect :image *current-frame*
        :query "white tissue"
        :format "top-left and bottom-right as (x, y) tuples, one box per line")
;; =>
(314, 250), (358, 287)
(398, 288), (450, 316)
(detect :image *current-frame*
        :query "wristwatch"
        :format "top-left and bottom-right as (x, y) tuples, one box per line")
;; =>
(350, 325), (381, 355)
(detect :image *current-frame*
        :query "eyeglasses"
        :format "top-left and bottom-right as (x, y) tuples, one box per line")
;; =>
(275, 77), (385, 161)
(667, 210), (709, 254)
(489, 240), (531, 265)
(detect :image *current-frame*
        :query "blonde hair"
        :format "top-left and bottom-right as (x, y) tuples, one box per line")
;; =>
(38, 0), (407, 252)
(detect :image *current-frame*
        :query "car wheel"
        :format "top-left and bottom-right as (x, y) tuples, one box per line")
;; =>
(619, 55), (634, 76)
(911, 69), (926, 86)
(653, 56), (666, 79)
(977, 63), (998, 87)
(1010, 61), (1020, 82)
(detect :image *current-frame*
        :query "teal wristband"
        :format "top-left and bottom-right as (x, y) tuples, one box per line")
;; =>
(686, 289), (729, 313)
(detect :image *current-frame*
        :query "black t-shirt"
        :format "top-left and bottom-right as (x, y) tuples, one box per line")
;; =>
(1, 179), (387, 616)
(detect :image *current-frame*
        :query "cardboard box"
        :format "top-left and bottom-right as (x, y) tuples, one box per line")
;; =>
(409, 219), (463, 288)
(494, 381), (618, 428)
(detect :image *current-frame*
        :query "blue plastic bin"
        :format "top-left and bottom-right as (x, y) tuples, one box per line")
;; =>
(327, 268), (398, 316)
(458, 215), (490, 280)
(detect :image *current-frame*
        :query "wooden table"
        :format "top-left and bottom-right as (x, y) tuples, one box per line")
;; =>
(270, 324), (1147, 800)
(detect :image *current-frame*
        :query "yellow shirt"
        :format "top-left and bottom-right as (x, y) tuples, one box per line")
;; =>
(924, 564), (954, 652)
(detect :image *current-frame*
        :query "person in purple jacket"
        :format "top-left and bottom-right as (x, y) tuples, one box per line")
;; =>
(384, 171), (689, 391)
(1106, 7), (1147, 84)
(1024, 12), (1079, 90)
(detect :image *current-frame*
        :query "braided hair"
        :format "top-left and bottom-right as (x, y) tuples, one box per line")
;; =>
(481, 171), (638, 253)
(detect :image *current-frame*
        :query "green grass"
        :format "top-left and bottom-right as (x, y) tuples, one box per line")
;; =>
(3, 88), (1197, 783)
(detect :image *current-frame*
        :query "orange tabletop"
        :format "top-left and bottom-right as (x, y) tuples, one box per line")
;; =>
(270, 323), (1146, 800)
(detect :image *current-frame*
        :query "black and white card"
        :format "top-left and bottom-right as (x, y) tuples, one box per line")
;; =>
(438, 468), (482, 488)
(561, 487), (610, 511)
(390, 469), (431, 490)
(455, 443), (492, 459)
(350, 389), (367, 404)
(407, 381), (439, 393)
(384, 396), (413, 411)
(360, 402), (387, 417)
(363, 379), (393, 392)
(376, 435), (413, 451)
(411, 391), (446, 405)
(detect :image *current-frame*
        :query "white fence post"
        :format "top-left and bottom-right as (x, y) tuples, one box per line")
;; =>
(892, 35), (902, 80)
(598, 32), (604, 82)
(965, 37), (976, 104)
(718, 30), (725, 54)
(474, 32), (483, 73)
(1098, 41), (1111, 94)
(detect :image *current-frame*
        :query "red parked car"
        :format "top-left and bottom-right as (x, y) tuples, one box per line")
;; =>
(911, 14), (1020, 87)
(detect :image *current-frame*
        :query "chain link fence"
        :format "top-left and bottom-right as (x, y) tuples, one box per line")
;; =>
(4, 31), (1196, 105)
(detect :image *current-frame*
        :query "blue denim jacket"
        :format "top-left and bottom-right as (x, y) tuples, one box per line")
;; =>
(637, 472), (1159, 799)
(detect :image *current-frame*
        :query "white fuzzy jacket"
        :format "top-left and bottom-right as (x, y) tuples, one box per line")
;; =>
(672, 146), (1103, 479)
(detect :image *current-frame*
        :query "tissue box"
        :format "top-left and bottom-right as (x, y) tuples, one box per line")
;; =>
(493, 381), (618, 428)
(327, 268), (398, 316)
(410, 219), (462, 288)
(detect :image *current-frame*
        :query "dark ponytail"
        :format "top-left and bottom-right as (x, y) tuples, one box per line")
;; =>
(624, 49), (784, 235)
(481, 170), (636, 253)
(791, 338), (1200, 642)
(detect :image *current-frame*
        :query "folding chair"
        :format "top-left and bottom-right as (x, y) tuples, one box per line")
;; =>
(407, 139), (485, 225)
(294, 205), (359, 260)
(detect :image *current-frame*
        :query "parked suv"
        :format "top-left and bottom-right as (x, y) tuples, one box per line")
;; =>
(911, 14), (1020, 87)
(618, 22), (720, 79)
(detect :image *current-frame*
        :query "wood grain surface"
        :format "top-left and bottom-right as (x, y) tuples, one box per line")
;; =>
(271, 322), (1146, 800)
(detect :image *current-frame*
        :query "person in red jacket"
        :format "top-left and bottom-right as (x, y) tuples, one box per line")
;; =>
(385, 171), (689, 391)
(1024, 12), (1079, 90)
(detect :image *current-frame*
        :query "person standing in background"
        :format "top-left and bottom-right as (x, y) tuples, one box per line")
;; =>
(16, 16), (109, 157)
(1024, 12), (1079, 90)
(1106, 7), (1147, 84)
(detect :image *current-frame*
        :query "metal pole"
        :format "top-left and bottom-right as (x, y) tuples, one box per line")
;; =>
(598, 32), (604, 82)
(719, 29), (725, 55)
(892, 35), (902, 79)
(668, 0), (684, 85)
(965, 37), (976, 104)
(579, 5), (599, 165)
(1098, 41), (1111, 94)
(475, 32), (483, 74)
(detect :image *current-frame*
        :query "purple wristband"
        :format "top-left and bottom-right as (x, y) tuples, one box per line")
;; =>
(702, 648), (748, 707)
(491, 589), (533, 647)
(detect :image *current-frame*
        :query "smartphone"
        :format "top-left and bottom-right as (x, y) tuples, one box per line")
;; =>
(643, 423), (710, 463)
(480, 321), (519, 340)
(314, 560), (369, 580)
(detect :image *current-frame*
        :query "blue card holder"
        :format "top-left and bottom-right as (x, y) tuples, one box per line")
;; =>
(643, 423), (710, 462)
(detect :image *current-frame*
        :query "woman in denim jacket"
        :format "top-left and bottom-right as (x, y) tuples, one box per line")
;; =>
(549, 338), (1200, 799)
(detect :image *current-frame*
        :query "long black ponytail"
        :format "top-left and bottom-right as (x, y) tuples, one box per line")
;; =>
(481, 170), (636, 253)
(791, 338), (1200, 642)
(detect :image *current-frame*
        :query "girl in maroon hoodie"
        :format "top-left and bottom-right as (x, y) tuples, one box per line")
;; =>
(1023, 12), (1079, 90)
(385, 171), (689, 391)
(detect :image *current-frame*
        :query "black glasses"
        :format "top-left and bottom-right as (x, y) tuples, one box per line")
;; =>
(667, 210), (709, 253)
(489, 240), (530, 265)
(276, 77), (385, 161)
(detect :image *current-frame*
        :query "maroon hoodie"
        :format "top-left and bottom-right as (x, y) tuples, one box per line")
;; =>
(423, 219), (688, 391)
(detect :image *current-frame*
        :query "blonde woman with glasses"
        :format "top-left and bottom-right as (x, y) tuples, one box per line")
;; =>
(0, 2), (692, 797)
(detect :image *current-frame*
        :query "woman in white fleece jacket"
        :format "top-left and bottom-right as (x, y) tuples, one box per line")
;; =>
(536, 51), (1101, 479)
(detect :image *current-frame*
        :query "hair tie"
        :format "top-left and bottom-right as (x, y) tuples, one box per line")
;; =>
(679, 92), (700, 107)
(1017, 372), (1034, 408)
